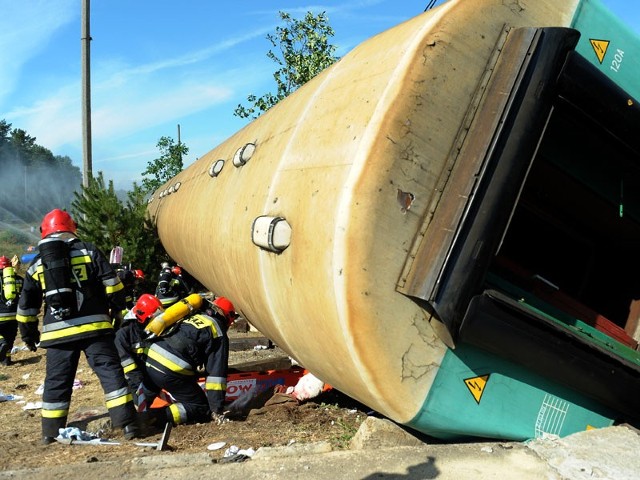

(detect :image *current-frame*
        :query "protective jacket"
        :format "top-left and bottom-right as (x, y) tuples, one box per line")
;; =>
(115, 267), (136, 309)
(114, 317), (148, 392)
(17, 233), (126, 347)
(0, 267), (23, 321)
(155, 267), (194, 307)
(116, 309), (229, 424)
(16, 232), (135, 439)
(0, 267), (23, 363)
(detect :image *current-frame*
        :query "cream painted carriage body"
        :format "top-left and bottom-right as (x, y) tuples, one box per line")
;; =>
(148, 0), (640, 439)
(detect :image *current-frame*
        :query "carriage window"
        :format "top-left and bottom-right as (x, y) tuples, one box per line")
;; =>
(492, 99), (640, 330)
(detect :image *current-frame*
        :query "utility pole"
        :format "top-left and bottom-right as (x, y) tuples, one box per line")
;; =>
(81, 0), (92, 188)
(177, 124), (182, 164)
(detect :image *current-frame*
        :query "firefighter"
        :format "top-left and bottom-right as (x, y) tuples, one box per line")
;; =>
(112, 265), (139, 328)
(115, 293), (236, 426)
(132, 269), (146, 301)
(115, 266), (146, 310)
(16, 208), (141, 444)
(115, 265), (136, 309)
(155, 263), (195, 307)
(0, 255), (23, 366)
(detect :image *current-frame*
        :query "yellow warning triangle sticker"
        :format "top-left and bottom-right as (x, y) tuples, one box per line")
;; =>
(464, 374), (490, 404)
(590, 39), (610, 64)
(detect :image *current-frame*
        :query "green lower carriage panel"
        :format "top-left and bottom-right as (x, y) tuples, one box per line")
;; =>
(573, 0), (640, 101)
(406, 343), (615, 441)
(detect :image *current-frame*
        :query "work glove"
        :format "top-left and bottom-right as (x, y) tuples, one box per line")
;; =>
(211, 412), (226, 425)
(5, 300), (13, 307)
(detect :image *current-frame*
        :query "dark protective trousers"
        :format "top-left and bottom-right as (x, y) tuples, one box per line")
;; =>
(42, 336), (137, 438)
(146, 367), (210, 425)
(0, 321), (17, 362)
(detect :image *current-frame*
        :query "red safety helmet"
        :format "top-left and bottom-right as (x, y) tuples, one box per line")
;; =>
(40, 209), (77, 238)
(213, 297), (238, 326)
(133, 269), (145, 280)
(0, 256), (10, 269)
(172, 266), (182, 276)
(133, 294), (163, 324)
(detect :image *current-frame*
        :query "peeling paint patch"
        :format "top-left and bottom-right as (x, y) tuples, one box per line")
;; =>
(397, 188), (415, 214)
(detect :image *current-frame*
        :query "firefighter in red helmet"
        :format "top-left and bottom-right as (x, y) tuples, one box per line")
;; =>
(211, 296), (239, 326)
(115, 293), (234, 427)
(39, 208), (77, 238)
(0, 255), (23, 366)
(131, 269), (146, 305)
(114, 293), (162, 416)
(17, 209), (141, 444)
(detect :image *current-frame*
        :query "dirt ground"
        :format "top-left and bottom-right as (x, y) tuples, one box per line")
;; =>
(0, 328), (370, 471)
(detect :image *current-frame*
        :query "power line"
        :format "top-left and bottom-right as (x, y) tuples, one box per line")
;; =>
(425, 0), (438, 12)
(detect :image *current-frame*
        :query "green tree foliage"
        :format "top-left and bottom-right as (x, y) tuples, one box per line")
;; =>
(234, 11), (339, 119)
(0, 120), (177, 291)
(71, 172), (123, 251)
(120, 182), (169, 281)
(0, 119), (81, 223)
(141, 136), (188, 193)
(71, 172), (169, 288)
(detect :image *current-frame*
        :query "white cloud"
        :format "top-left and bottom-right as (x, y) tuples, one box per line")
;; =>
(0, 0), (76, 107)
(2, 0), (411, 192)
(91, 82), (234, 139)
(5, 23), (271, 153)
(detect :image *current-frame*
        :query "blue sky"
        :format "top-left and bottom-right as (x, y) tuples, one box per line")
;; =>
(1, 0), (638, 191)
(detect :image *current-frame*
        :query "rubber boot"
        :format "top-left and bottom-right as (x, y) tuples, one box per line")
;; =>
(0, 343), (9, 366)
(122, 422), (140, 440)
(138, 408), (171, 436)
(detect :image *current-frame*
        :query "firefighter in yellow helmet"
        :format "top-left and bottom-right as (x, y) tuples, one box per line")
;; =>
(0, 255), (23, 366)
(16, 209), (141, 444)
(115, 293), (236, 426)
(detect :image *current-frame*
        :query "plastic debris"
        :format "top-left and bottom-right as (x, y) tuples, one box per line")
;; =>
(219, 454), (251, 463)
(57, 427), (99, 441)
(22, 401), (42, 410)
(292, 372), (325, 401)
(0, 392), (24, 402)
(35, 384), (44, 395)
(72, 378), (83, 389)
(207, 441), (226, 451)
(223, 445), (254, 457)
(220, 445), (254, 463)
(224, 445), (239, 457)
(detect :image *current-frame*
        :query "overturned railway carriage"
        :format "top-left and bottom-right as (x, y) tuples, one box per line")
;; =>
(148, 0), (640, 440)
